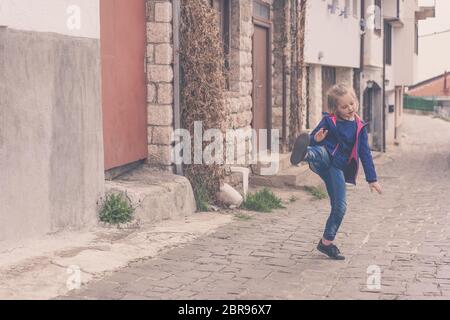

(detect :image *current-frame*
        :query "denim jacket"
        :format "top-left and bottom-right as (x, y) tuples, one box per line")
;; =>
(309, 113), (378, 185)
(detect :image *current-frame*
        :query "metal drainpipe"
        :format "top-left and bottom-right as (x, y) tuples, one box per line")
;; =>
(382, 19), (387, 153)
(282, 55), (287, 150)
(173, 0), (183, 175)
(360, 0), (365, 72)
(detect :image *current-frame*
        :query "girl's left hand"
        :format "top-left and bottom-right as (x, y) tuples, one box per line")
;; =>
(369, 182), (382, 195)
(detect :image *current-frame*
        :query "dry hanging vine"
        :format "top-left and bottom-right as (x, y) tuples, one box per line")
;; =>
(180, 0), (227, 206)
(289, 0), (307, 147)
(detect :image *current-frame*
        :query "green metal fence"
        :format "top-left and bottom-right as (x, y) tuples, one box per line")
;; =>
(404, 94), (436, 112)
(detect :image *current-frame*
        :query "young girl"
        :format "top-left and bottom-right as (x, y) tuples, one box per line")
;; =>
(290, 84), (382, 260)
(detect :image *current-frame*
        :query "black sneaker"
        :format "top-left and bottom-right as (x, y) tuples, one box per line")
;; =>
(317, 240), (345, 260)
(290, 133), (310, 165)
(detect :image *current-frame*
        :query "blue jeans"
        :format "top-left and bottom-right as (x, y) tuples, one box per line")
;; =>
(306, 146), (347, 242)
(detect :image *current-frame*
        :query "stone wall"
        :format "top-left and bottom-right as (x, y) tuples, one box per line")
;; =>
(224, 0), (253, 133)
(223, 0), (276, 186)
(145, 0), (305, 178)
(224, 0), (288, 151)
(146, 0), (174, 171)
(224, 0), (274, 168)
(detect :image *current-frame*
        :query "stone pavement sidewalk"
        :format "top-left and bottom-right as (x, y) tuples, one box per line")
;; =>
(0, 213), (233, 299)
(57, 114), (450, 300)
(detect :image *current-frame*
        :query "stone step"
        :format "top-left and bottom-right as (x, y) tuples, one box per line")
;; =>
(105, 166), (196, 224)
(250, 163), (323, 189)
(251, 152), (293, 176)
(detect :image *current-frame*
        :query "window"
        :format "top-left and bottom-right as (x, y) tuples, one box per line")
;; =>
(211, 0), (231, 88)
(385, 22), (392, 65)
(253, 1), (270, 20)
(374, 0), (382, 36)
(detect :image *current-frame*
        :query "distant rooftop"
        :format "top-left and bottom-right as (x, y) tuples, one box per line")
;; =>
(408, 71), (450, 98)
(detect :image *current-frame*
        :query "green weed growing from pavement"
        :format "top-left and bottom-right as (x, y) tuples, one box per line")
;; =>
(241, 188), (285, 213)
(194, 183), (210, 212)
(304, 186), (328, 200)
(99, 193), (134, 224)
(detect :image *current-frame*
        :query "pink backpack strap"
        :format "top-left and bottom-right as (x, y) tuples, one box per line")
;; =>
(348, 115), (364, 163)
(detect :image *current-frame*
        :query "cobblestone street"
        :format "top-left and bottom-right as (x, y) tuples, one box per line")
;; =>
(62, 114), (450, 300)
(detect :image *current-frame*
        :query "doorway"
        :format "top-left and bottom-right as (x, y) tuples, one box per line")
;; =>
(252, 1), (272, 151)
(100, 0), (148, 171)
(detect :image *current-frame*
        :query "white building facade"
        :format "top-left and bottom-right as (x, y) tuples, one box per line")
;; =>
(361, 0), (435, 150)
(304, 0), (362, 130)
(383, 0), (435, 146)
(304, 0), (435, 151)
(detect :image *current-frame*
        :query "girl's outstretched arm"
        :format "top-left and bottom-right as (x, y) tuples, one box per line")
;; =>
(369, 181), (383, 194)
(359, 127), (382, 194)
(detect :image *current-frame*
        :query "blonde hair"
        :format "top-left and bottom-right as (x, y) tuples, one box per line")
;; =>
(326, 84), (358, 113)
